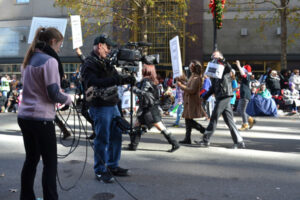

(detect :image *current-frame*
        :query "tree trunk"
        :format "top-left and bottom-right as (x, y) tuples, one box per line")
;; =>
(280, 0), (288, 70)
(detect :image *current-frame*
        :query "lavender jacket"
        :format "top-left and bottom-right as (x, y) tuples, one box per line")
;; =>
(18, 50), (72, 121)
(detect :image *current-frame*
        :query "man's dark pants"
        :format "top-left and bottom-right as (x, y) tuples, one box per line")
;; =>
(203, 97), (243, 144)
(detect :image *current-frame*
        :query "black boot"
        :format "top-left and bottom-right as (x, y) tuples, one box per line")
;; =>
(87, 123), (96, 139)
(161, 130), (180, 152)
(87, 132), (96, 140)
(55, 116), (71, 140)
(189, 119), (206, 134)
(127, 128), (143, 150)
(179, 119), (192, 144)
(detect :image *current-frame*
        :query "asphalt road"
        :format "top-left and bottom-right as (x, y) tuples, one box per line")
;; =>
(0, 112), (300, 200)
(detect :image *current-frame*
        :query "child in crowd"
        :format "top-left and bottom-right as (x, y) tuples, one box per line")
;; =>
(0, 91), (6, 113)
(283, 82), (300, 114)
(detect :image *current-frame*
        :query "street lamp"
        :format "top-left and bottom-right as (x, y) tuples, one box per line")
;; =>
(209, 0), (226, 51)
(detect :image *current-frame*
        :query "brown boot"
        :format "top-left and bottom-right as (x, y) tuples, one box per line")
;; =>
(239, 124), (249, 131)
(248, 117), (256, 129)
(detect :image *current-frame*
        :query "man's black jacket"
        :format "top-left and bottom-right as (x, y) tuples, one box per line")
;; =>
(81, 51), (120, 107)
(203, 61), (233, 101)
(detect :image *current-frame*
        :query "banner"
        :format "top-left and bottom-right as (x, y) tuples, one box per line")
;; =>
(28, 17), (67, 44)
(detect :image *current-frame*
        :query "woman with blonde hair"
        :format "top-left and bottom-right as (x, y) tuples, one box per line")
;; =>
(127, 64), (180, 152)
(18, 27), (72, 200)
(177, 60), (207, 144)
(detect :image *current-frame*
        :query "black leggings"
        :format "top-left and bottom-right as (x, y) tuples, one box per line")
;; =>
(18, 118), (58, 200)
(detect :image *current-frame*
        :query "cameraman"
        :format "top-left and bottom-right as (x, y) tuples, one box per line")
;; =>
(81, 34), (134, 183)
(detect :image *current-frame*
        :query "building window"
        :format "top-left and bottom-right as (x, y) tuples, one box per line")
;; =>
(16, 0), (29, 4)
(135, 0), (185, 66)
(0, 27), (28, 57)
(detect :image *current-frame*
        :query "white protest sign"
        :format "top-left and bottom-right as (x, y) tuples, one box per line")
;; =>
(169, 36), (183, 79)
(204, 62), (225, 79)
(70, 15), (83, 49)
(137, 61), (143, 82)
(122, 91), (136, 109)
(28, 17), (68, 44)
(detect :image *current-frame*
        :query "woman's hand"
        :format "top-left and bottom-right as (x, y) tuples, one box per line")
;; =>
(177, 81), (183, 88)
(75, 48), (82, 56)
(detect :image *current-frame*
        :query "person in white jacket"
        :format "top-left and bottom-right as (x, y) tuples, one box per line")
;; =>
(283, 82), (300, 114)
(289, 69), (300, 92)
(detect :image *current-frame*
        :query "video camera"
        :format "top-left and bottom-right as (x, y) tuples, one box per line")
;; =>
(108, 41), (160, 72)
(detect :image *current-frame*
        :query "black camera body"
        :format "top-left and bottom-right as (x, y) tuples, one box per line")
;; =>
(108, 42), (160, 72)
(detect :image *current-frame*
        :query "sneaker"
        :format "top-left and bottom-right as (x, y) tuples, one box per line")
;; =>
(108, 166), (129, 176)
(248, 117), (256, 129)
(172, 124), (179, 128)
(194, 140), (210, 147)
(231, 142), (246, 149)
(95, 172), (115, 183)
(239, 124), (249, 131)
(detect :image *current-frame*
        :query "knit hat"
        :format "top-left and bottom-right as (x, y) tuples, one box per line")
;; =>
(243, 65), (252, 73)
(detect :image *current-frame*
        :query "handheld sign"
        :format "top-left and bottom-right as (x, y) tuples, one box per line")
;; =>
(70, 15), (83, 49)
(28, 17), (67, 44)
(169, 36), (183, 79)
(204, 62), (225, 79)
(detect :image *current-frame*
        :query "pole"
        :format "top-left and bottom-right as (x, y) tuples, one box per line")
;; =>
(213, 6), (218, 51)
(130, 77), (133, 135)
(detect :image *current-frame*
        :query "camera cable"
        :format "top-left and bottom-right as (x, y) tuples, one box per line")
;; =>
(55, 101), (139, 200)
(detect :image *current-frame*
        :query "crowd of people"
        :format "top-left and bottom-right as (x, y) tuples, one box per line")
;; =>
(0, 74), (22, 113)
(3, 26), (300, 199)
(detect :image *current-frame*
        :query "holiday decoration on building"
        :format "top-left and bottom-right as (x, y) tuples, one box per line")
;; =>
(209, 0), (226, 29)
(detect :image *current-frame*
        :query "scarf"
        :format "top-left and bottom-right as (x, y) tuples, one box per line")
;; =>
(35, 42), (64, 81)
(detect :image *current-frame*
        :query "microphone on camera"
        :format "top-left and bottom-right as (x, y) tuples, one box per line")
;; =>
(138, 41), (152, 47)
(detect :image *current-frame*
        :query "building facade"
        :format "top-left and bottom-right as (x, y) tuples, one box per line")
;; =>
(0, 0), (299, 79)
(202, 1), (300, 75)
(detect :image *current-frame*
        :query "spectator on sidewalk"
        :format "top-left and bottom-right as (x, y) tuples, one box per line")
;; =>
(266, 70), (281, 101)
(172, 74), (186, 127)
(289, 69), (300, 93)
(247, 83), (278, 117)
(6, 90), (19, 113)
(250, 74), (260, 89)
(230, 69), (238, 110)
(200, 74), (214, 119)
(1, 74), (11, 97)
(279, 69), (290, 90)
(0, 91), (6, 113)
(283, 82), (300, 114)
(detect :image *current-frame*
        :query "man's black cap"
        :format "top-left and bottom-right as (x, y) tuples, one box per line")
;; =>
(93, 34), (117, 47)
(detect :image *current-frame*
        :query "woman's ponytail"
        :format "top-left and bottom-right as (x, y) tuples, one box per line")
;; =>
(22, 27), (45, 68)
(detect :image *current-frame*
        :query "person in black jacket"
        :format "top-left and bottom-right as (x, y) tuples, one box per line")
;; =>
(127, 64), (180, 152)
(75, 48), (97, 140)
(81, 34), (135, 183)
(197, 50), (245, 149)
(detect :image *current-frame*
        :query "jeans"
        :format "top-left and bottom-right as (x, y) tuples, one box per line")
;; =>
(89, 105), (122, 174)
(238, 98), (250, 124)
(18, 118), (58, 200)
(174, 104), (183, 125)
